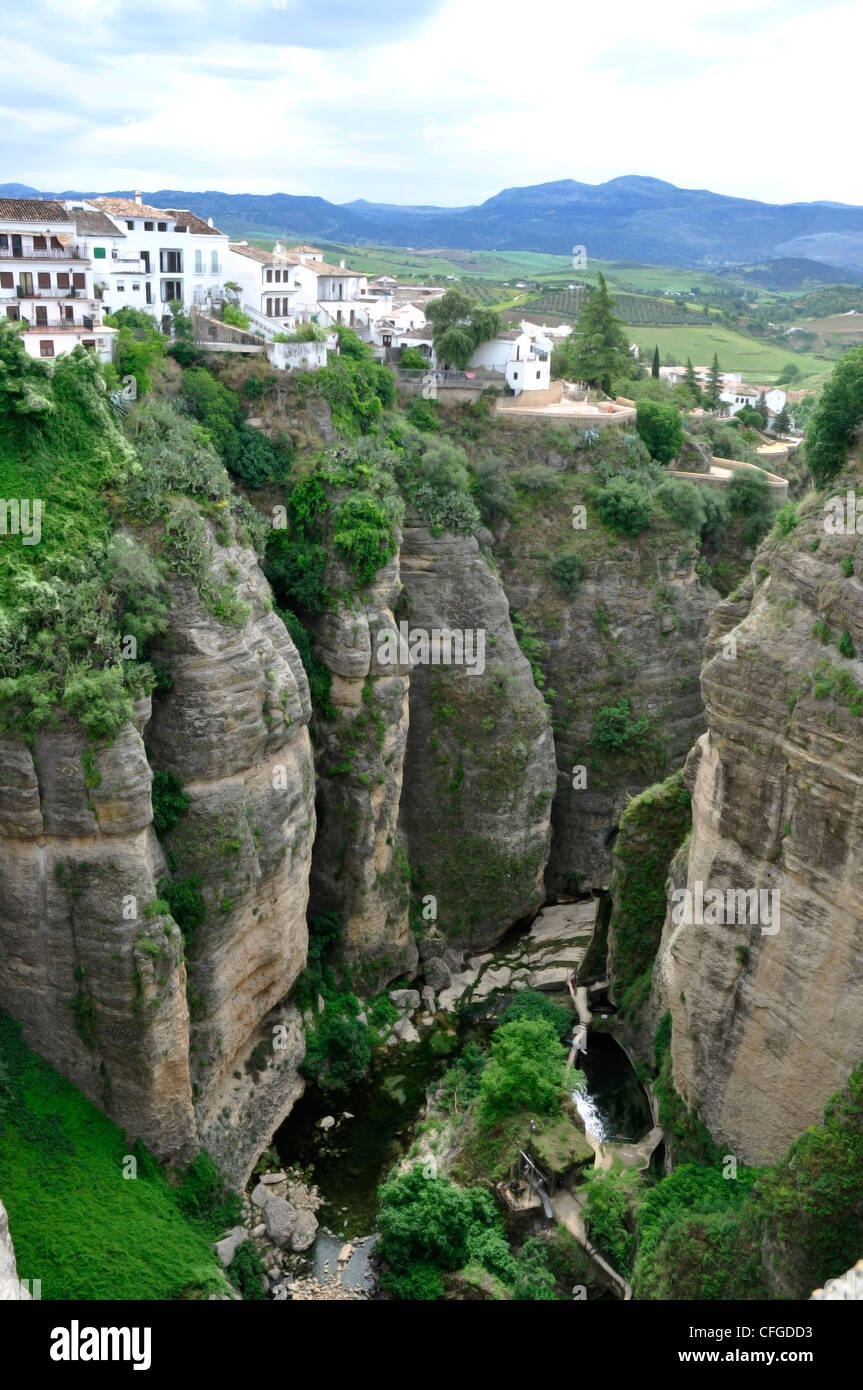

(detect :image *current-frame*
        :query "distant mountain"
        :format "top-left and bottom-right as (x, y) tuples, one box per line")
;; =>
(5, 175), (863, 276)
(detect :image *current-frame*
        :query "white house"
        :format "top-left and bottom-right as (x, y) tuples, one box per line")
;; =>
(0, 197), (116, 363)
(720, 383), (786, 417)
(88, 194), (230, 321)
(467, 328), (550, 394)
(225, 242), (297, 331)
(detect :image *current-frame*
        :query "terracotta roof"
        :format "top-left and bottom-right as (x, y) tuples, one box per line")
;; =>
(229, 242), (291, 266)
(69, 209), (126, 237)
(399, 327), (434, 339)
(302, 259), (360, 276)
(162, 208), (223, 236)
(0, 198), (71, 223)
(94, 196), (174, 221)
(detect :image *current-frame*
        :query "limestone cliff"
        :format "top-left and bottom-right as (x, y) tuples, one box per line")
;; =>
(653, 483), (863, 1163)
(0, 1200), (28, 1300)
(0, 534), (315, 1185)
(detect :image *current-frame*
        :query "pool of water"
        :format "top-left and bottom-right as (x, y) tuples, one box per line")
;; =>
(573, 1031), (652, 1143)
(274, 1025), (460, 1239)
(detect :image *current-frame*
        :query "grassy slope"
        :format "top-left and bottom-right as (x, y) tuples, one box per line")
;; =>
(630, 323), (828, 384)
(0, 1012), (230, 1301)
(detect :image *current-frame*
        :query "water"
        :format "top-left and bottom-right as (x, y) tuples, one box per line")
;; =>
(573, 1031), (652, 1143)
(274, 1024), (460, 1239)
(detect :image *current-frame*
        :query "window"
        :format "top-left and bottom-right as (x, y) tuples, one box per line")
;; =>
(536, 370), (541, 379)
(132, 283), (140, 291)
(157, 222), (167, 232)
(37, 272), (50, 289)
(141, 252), (150, 273)
(35, 306), (48, 325)
(266, 298), (273, 315)
(126, 220), (134, 230)
(210, 251), (219, 273)
(513, 371), (518, 380)
(160, 250), (182, 273)
(57, 273), (69, 289)
(194, 250), (203, 273)
(266, 269), (273, 283)
(72, 273), (85, 289)
(0, 272), (13, 289)
(145, 284), (152, 305)
(0, 235), (7, 250)
(116, 284), (125, 292)
(39, 340), (54, 357)
(33, 236), (46, 250)
(82, 340), (96, 350)
(6, 307), (20, 321)
(161, 279), (182, 302)
(144, 221), (154, 231)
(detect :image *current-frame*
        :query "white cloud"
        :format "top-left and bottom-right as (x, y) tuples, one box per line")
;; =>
(1, 0), (861, 206)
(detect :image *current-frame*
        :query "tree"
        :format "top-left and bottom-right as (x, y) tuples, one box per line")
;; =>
(757, 391), (768, 425)
(478, 1018), (567, 1122)
(773, 404), (791, 435)
(595, 478), (655, 536)
(776, 363), (802, 385)
(564, 273), (632, 395)
(651, 345), (660, 379)
(636, 398), (684, 464)
(706, 354), (722, 410)
(424, 289), (501, 369)
(806, 345), (863, 487)
(684, 357), (702, 405)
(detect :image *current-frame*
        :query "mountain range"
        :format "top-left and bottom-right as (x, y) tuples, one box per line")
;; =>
(5, 175), (863, 274)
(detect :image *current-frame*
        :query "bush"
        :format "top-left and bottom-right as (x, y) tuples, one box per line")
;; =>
(498, 990), (572, 1041)
(478, 1018), (567, 1123)
(471, 455), (517, 525)
(590, 697), (652, 752)
(221, 304), (250, 331)
(224, 426), (290, 489)
(228, 1240), (267, 1300)
(377, 1163), (505, 1298)
(407, 397), (439, 431)
(655, 479), (707, 535)
(180, 367), (242, 455)
(549, 550), (585, 598)
(635, 398), (685, 464)
(595, 478), (654, 536)
(726, 468), (776, 546)
(151, 769), (189, 838)
(331, 494), (397, 586)
(400, 347), (428, 370)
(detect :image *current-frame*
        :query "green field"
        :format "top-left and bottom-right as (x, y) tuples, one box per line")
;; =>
(630, 323), (828, 385)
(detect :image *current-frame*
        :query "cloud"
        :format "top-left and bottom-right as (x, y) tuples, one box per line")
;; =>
(0, 0), (861, 208)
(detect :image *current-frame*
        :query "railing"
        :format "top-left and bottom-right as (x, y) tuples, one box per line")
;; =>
(2, 287), (90, 300)
(0, 246), (87, 261)
(20, 318), (99, 333)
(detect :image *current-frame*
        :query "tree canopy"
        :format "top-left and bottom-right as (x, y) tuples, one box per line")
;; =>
(553, 273), (632, 394)
(425, 290), (501, 369)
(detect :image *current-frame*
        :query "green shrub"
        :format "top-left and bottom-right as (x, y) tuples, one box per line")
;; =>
(635, 398), (684, 463)
(400, 348), (428, 371)
(377, 1163), (505, 1298)
(595, 477), (654, 536)
(221, 304), (250, 331)
(655, 479), (707, 535)
(331, 495), (397, 586)
(805, 345), (863, 486)
(224, 427), (290, 489)
(838, 629), (856, 658)
(549, 550), (585, 597)
(498, 990), (571, 1041)
(478, 1018), (567, 1123)
(407, 397), (439, 431)
(228, 1240), (267, 1300)
(151, 769), (189, 838)
(157, 875), (206, 944)
(590, 697), (652, 751)
(774, 502), (798, 536)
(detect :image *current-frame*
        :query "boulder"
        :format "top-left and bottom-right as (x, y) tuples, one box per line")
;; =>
(319, 1115), (336, 1130)
(423, 956), (451, 992)
(263, 1195), (318, 1251)
(389, 988), (420, 1012)
(214, 1227), (247, 1268)
(393, 1017), (420, 1044)
(251, 1182), (269, 1208)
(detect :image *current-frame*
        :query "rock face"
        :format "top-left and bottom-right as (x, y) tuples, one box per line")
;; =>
(309, 543), (416, 977)
(398, 523), (557, 947)
(653, 490), (863, 1162)
(493, 450), (716, 897)
(0, 537), (316, 1185)
(0, 1201), (29, 1300)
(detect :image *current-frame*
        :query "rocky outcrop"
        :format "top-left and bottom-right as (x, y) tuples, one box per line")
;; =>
(398, 523), (557, 947)
(653, 486), (863, 1162)
(310, 544), (416, 978)
(0, 537), (316, 1185)
(0, 1201), (29, 1300)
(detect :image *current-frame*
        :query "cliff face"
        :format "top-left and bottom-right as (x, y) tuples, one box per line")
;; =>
(0, 537), (316, 1185)
(653, 485), (863, 1163)
(0, 1200), (28, 1300)
(398, 523), (558, 947)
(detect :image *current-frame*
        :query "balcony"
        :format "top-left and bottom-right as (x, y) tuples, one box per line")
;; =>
(20, 317), (99, 333)
(0, 245), (88, 261)
(2, 287), (90, 300)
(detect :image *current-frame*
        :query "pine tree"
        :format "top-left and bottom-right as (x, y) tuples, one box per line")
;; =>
(774, 404), (791, 435)
(707, 353), (722, 410)
(651, 345), (660, 379)
(685, 357), (701, 404)
(757, 391), (768, 425)
(567, 273), (632, 395)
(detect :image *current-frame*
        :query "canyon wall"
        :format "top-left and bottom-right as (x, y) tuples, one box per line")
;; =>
(653, 483), (863, 1162)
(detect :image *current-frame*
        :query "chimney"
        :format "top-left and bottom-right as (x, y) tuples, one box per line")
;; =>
(340, 258), (345, 268)
(134, 190), (143, 206)
(207, 217), (214, 228)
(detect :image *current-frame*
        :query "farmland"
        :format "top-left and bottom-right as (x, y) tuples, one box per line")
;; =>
(524, 286), (698, 325)
(630, 324), (828, 385)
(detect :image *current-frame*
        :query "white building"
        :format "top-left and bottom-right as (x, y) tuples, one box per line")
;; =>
(86, 194), (230, 321)
(720, 383), (786, 417)
(225, 242), (297, 331)
(467, 328), (551, 394)
(0, 198), (116, 363)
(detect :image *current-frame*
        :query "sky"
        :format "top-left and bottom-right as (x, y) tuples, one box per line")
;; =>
(1, 0), (861, 209)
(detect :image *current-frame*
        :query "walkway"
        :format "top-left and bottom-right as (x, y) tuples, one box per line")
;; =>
(551, 1189), (633, 1299)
